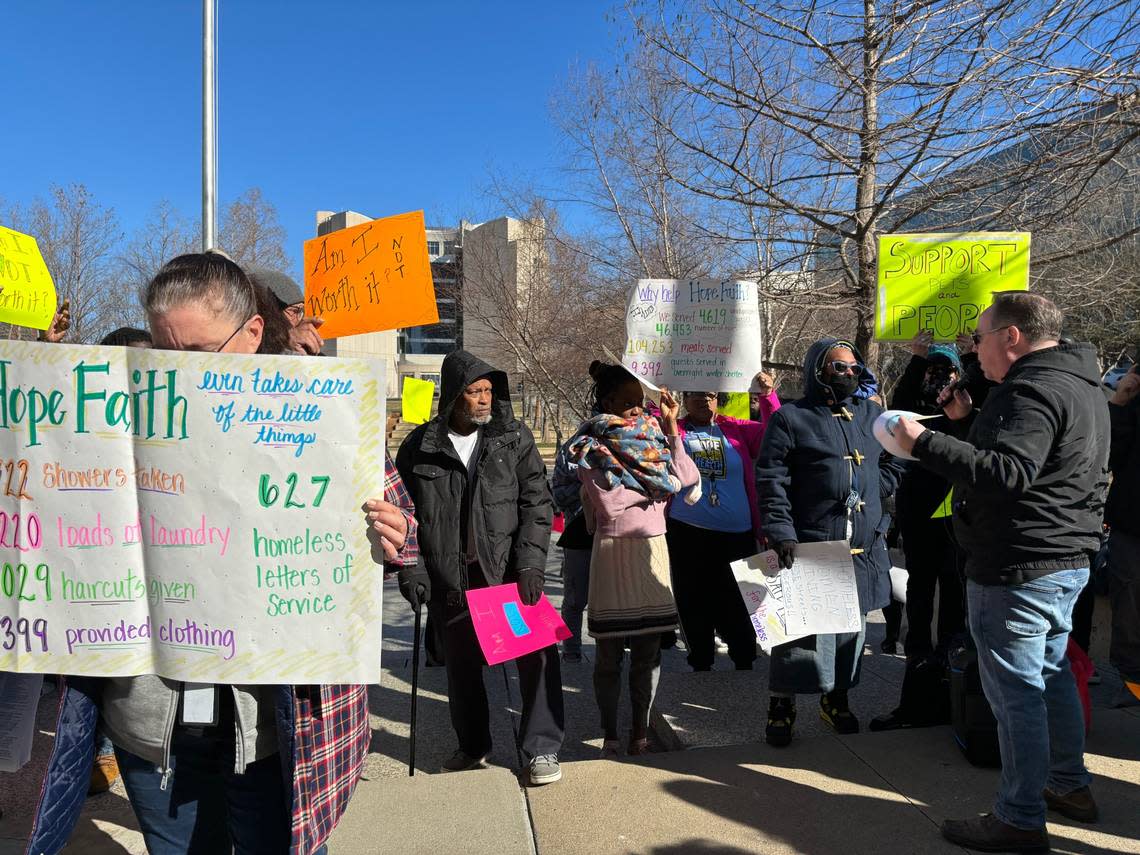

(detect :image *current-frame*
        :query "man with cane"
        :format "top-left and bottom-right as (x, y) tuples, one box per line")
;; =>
(395, 350), (564, 785)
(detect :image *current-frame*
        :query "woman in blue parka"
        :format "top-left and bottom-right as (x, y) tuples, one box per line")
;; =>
(756, 337), (904, 747)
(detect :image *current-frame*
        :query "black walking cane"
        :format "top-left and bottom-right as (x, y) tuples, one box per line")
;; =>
(409, 600), (423, 777)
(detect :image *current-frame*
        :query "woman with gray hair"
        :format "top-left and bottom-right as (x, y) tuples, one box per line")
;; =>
(26, 251), (418, 855)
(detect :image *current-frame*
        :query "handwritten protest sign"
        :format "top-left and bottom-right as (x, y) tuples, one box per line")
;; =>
(466, 584), (571, 666)
(401, 376), (434, 425)
(876, 232), (1030, 342)
(304, 210), (439, 339)
(624, 279), (762, 393)
(0, 226), (57, 331)
(0, 340), (385, 684)
(732, 541), (861, 653)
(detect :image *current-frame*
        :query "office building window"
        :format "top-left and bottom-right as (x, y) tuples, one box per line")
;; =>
(427, 241), (440, 255)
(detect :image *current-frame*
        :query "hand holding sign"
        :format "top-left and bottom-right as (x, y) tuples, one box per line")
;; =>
(304, 210), (439, 339)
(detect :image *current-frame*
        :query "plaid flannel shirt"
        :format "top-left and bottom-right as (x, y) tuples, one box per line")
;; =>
(289, 452), (416, 853)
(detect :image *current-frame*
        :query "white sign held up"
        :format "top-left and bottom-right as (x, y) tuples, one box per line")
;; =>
(731, 541), (861, 653)
(623, 278), (762, 392)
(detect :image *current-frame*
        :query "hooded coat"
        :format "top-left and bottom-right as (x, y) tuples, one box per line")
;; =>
(395, 350), (552, 593)
(756, 338), (904, 613)
(913, 342), (1110, 585)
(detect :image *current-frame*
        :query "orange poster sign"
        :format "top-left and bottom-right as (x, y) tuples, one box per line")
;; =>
(303, 210), (439, 339)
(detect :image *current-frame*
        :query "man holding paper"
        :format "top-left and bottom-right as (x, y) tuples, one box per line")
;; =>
(890, 293), (1109, 853)
(395, 349), (564, 785)
(756, 338), (903, 747)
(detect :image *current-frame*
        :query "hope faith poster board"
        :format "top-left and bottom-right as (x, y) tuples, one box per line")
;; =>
(875, 232), (1030, 342)
(0, 340), (385, 684)
(731, 541), (861, 653)
(623, 279), (763, 393)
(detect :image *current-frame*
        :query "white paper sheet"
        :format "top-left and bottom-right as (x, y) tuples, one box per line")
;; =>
(732, 541), (862, 653)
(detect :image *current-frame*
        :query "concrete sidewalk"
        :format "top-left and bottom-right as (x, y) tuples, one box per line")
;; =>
(4, 569), (1137, 854)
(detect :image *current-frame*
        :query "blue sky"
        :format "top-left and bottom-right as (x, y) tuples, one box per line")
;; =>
(1, 1), (620, 276)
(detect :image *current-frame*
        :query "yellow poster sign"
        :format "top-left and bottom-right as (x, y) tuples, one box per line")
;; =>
(720, 392), (750, 419)
(0, 226), (57, 331)
(401, 376), (435, 425)
(876, 232), (1030, 342)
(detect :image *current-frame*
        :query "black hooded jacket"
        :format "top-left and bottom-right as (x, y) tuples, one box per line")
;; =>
(394, 350), (552, 593)
(756, 338), (905, 613)
(913, 343), (1110, 585)
(1107, 392), (1140, 537)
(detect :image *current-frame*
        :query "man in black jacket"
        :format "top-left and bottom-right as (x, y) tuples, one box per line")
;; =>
(395, 350), (564, 784)
(1107, 365), (1140, 707)
(893, 293), (1109, 852)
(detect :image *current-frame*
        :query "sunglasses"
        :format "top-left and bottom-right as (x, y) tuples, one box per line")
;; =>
(828, 361), (863, 376)
(685, 392), (718, 401)
(971, 325), (1011, 346)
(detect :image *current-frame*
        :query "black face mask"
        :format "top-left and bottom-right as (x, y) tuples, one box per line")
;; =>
(826, 372), (860, 400)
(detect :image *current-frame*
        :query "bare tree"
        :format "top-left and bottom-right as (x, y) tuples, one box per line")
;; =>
(4, 184), (122, 343)
(459, 204), (626, 443)
(624, 0), (1140, 365)
(219, 187), (292, 272)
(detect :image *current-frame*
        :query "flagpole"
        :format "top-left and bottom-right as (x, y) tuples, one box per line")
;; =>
(202, 0), (217, 251)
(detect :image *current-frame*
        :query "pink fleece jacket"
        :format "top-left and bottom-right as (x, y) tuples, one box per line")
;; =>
(579, 434), (700, 538)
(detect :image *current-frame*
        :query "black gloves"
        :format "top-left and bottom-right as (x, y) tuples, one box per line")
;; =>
(775, 541), (797, 570)
(397, 567), (431, 610)
(517, 567), (545, 606)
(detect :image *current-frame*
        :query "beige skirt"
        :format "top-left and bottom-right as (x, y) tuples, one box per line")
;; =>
(587, 534), (678, 638)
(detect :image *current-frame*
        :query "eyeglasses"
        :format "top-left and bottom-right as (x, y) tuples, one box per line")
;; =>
(828, 361), (863, 376)
(971, 325), (1011, 346)
(212, 315), (254, 353)
(685, 392), (718, 401)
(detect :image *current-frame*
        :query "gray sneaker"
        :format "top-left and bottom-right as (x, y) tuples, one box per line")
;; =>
(528, 754), (562, 785)
(441, 749), (488, 773)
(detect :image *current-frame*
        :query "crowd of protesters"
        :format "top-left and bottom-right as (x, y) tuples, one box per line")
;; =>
(12, 258), (1138, 855)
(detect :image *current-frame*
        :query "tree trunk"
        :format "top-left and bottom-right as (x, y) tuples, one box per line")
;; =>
(855, 0), (880, 367)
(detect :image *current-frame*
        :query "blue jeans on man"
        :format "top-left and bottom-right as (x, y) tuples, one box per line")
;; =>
(967, 568), (1092, 830)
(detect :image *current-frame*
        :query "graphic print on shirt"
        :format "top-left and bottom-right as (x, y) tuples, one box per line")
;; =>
(687, 434), (727, 480)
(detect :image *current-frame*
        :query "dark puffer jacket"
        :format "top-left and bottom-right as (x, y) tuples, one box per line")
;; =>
(914, 343), (1110, 585)
(395, 350), (552, 593)
(1107, 389), (1140, 538)
(756, 338), (905, 612)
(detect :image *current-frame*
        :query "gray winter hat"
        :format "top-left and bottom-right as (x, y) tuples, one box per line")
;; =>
(247, 267), (303, 308)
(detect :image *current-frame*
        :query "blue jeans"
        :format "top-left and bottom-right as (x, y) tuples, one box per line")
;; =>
(115, 726), (297, 855)
(967, 568), (1092, 830)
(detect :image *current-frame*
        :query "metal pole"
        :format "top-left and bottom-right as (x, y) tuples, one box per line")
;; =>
(409, 602), (422, 776)
(202, 0), (217, 251)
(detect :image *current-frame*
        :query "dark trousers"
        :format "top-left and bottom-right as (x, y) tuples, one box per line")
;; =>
(666, 520), (757, 669)
(432, 580), (565, 762)
(1071, 579), (1096, 654)
(901, 515), (965, 658)
(115, 731), (293, 855)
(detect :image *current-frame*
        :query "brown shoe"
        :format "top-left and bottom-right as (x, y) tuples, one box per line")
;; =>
(940, 814), (1050, 852)
(88, 753), (120, 795)
(1044, 786), (1099, 823)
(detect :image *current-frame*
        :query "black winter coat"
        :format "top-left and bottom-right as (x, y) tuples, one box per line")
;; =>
(914, 343), (1110, 585)
(757, 338), (905, 613)
(890, 354), (956, 526)
(395, 350), (552, 594)
(1107, 392), (1140, 537)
